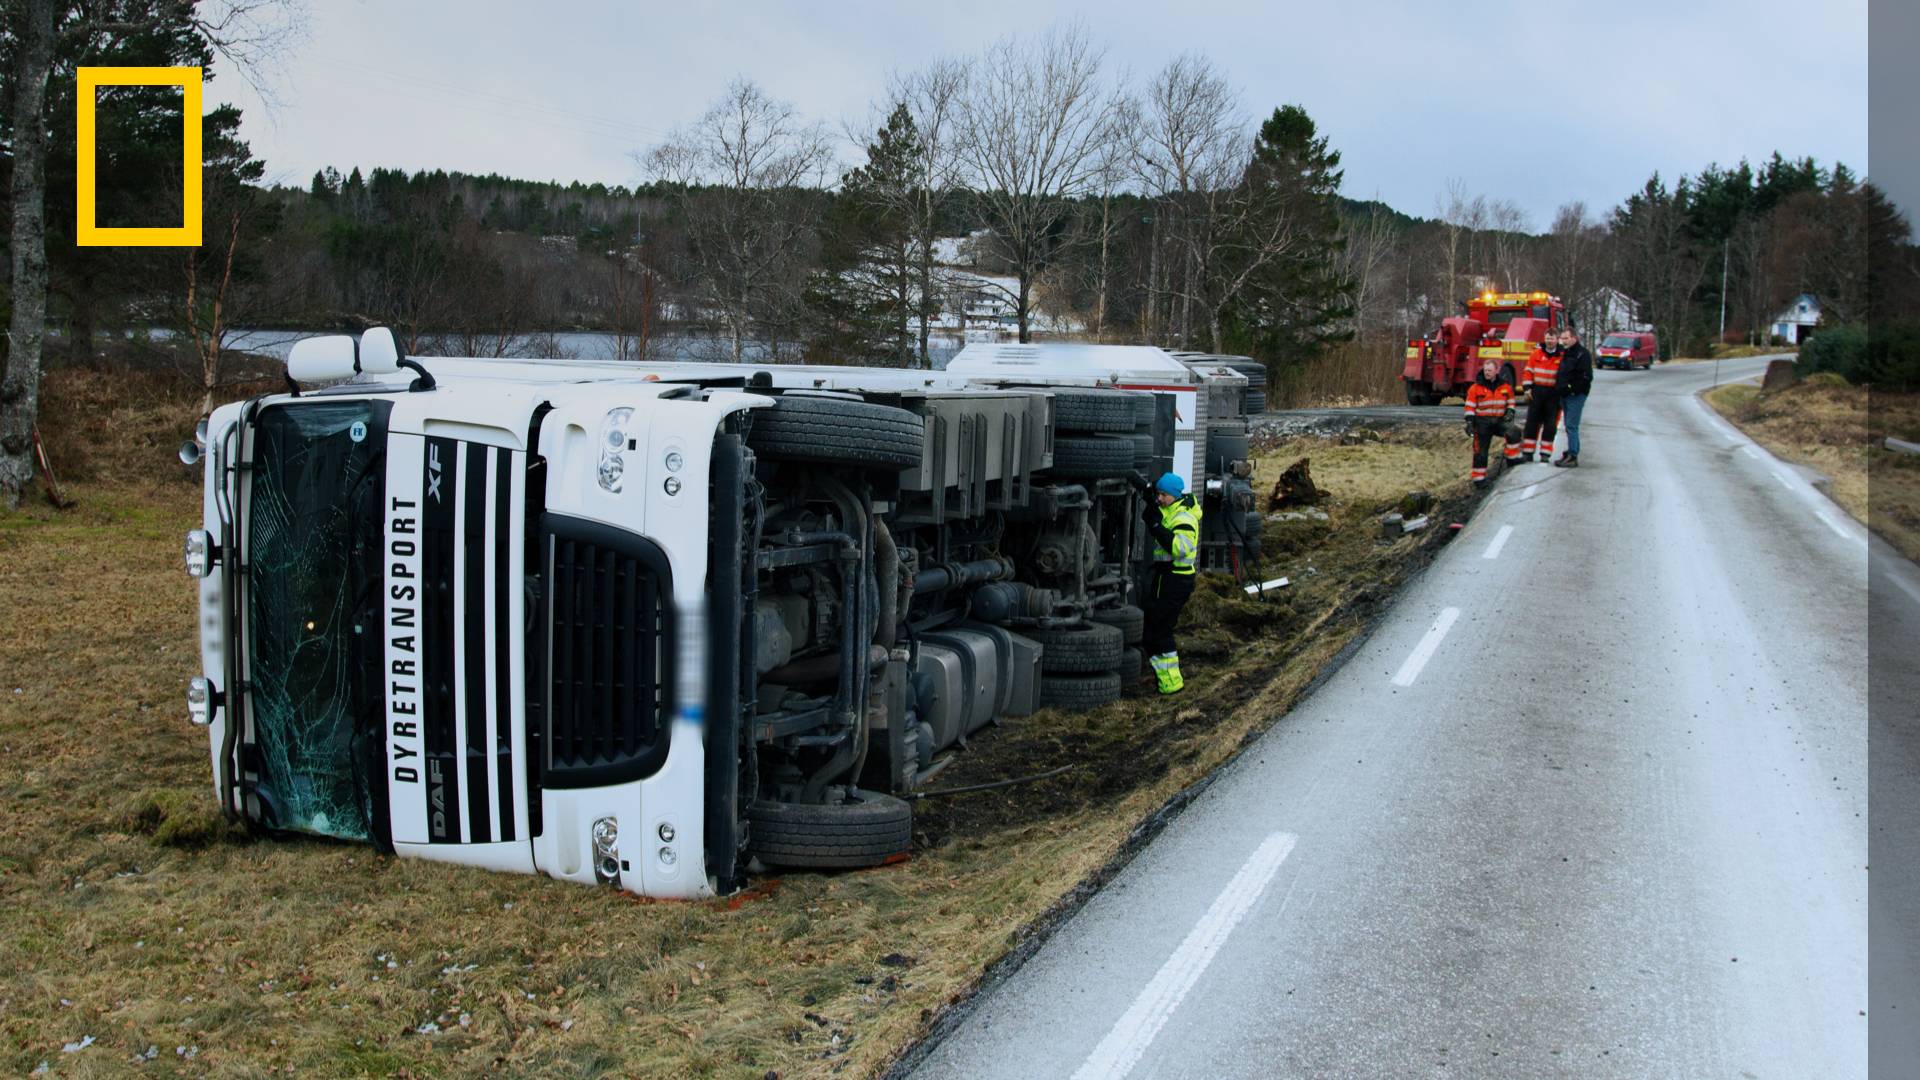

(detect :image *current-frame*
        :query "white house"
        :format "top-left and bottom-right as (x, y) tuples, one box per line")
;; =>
(1770, 293), (1821, 344)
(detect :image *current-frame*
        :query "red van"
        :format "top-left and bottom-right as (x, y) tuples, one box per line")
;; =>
(1596, 331), (1658, 370)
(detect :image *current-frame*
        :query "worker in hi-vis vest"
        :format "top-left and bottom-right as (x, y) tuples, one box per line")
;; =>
(1142, 472), (1203, 694)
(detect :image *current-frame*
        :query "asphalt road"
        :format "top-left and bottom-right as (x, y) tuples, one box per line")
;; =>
(911, 356), (1908, 1078)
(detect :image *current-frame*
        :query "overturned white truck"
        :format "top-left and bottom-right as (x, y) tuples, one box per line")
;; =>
(182, 332), (1262, 897)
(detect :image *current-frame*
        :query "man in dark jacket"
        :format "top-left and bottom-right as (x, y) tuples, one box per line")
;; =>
(1553, 327), (1593, 467)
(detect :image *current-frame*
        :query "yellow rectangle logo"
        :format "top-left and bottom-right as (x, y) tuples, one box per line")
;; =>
(75, 66), (202, 247)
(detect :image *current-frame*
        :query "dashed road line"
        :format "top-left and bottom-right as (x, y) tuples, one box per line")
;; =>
(1071, 832), (1299, 1080)
(1482, 524), (1514, 560)
(1391, 607), (1460, 688)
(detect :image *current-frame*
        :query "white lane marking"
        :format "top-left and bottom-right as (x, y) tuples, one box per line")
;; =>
(1886, 567), (1920, 608)
(1391, 607), (1461, 687)
(1742, 446), (1762, 461)
(1772, 471), (1798, 492)
(1072, 833), (1298, 1080)
(1816, 509), (1866, 546)
(1515, 484), (1543, 502)
(1482, 524), (1514, 560)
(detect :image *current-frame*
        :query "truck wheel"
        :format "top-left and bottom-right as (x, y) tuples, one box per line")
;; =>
(1244, 389), (1267, 415)
(1228, 360), (1267, 383)
(1207, 431), (1251, 473)
(1241, 510), (1265, 559)
(1049, 389), (1137, 434)
(747, 396), (925, 471)
(1048, 434), (1133, 478)
(1130, 392), (1157, 428)
(1129, 431), (1156, 469)
(1119, 647), (1143, 678)
(1089, 603), (1144, 645)
(746, 789), (912, 869)
(1405, 383), (1429, 406)
(1031, 621), (1125, 673)
(1040, 670), (1123, 710)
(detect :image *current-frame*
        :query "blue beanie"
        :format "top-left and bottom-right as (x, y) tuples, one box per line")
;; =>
(1155, 473), (1185, 497)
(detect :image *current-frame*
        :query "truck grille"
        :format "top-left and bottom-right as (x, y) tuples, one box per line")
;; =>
(537, 516), (675, 788)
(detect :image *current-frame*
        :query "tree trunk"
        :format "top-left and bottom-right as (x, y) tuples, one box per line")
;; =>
(1, 0), (57, 507)
(1016, 274), (1032, 344)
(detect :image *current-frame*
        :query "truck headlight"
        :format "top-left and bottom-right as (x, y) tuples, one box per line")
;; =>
(187, 677), (212, 725)
(597, 409), (633, 493)
(184, 530), (214, 577)
(591, 816), (619, 856)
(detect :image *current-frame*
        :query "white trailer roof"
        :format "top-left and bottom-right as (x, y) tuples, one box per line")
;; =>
(946, 343), (1196, 386)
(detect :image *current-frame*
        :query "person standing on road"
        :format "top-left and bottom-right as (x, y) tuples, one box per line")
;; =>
(1143, 473), (1202, 695)
(1520, 332), (1564, 462)
(1464, 357), (1516, 487)
(1553, 327), (1593, 468)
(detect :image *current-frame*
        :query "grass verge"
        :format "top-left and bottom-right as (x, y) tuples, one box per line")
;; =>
(1, 371), (1471, 1077)
(1705, 374), (1920, 562)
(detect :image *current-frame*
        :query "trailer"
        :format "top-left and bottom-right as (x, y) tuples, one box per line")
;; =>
(180, 333), (1260, 898)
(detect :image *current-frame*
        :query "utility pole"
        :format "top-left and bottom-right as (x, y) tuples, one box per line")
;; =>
(1718, 238), (1729, 344)
(1715, 238), (1729, 388)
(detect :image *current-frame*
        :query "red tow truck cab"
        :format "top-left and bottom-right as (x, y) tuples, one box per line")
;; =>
(1596, 331), (1658, 370)
(1403, 291), (1568, 405)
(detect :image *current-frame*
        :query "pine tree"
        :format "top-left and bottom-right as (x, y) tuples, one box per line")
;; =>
(1222, 105), (1355, 368)
(805, 104), (923, 366)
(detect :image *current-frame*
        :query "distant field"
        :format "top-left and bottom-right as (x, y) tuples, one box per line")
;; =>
(1, 369), (1472, 1077)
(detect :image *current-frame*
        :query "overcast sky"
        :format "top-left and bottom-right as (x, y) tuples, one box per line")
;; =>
(211, 0), (1872, 230)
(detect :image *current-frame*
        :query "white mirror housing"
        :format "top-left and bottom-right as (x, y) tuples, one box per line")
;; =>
(286, 335), (359, 383)
(358, 327), (402, 375)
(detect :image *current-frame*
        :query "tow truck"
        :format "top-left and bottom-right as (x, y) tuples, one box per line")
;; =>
(1402, 290), (1569, 404)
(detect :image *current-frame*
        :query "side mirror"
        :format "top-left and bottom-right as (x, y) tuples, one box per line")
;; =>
(359, 327), (403, 375)
(286, 335), (359, 383)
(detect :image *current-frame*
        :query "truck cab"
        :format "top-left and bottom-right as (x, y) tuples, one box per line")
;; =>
(184, 333), (1260, 899)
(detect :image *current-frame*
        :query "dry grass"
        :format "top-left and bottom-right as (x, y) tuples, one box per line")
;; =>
(1668, 344), (1799, 364)
(1269, 343), (1406, 410)
(0, 370), (1469, 1077)
(1706, 375), (1920, 562)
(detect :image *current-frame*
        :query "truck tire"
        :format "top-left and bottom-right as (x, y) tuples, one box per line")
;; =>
(1048, 434), (1133, 478)
(1405, 383), (1431, 406)
(1130, 391), (1157, 428)
(1207, 431), (1251, 473)
(1049, 389), (1137, 434)
(1228, 360), (1267, 382)
(1119, 646), (1143, 678)
(747, 396), (925, 470)
(1031, 621), (1125, 673)
(1241, 510), (1264, 560)
(1089, 603), (1144, 645)
(1040, 670), (1123, 710)
(1129, 431), (1156, 469)
(746, 789), (912, 869)
(1244, 388), (1268, 415)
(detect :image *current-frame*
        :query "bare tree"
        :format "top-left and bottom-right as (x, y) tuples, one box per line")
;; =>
(953, 23), (1118, 342)
(1337, 203), (1399, 344)
(1131, 52), (1241, 347)
(646, 78), (832, 361)
(1435, 179), (1477, 314)
(1488, 198), (1531, 290)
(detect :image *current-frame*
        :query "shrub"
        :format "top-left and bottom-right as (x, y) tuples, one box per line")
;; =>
(1799, 324), (1869, 383)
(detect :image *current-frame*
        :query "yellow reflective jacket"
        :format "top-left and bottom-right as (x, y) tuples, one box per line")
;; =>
(1153, 495), (1202, 574)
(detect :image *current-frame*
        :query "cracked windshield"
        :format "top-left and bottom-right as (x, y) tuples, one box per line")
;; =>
(245, 401), (386, 841)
